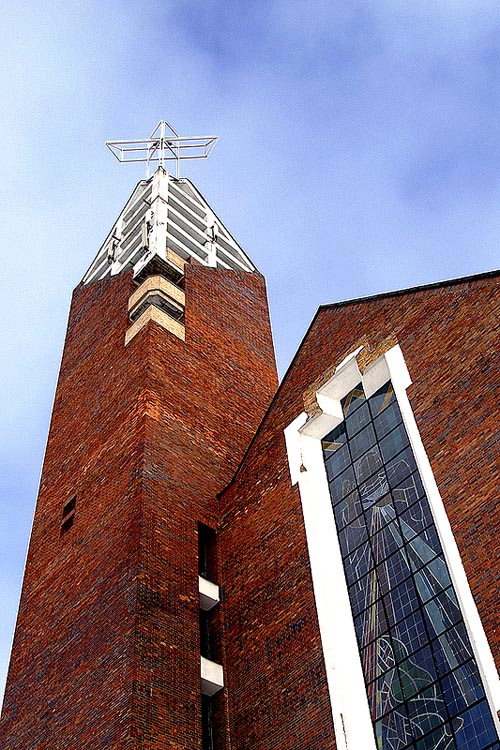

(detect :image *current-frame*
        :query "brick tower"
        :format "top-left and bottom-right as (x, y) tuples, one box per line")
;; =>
(0, 163), (278, 750)
(2, 126), (499, 750)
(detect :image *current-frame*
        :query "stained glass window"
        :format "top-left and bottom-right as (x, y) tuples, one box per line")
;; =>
(322, 381), (500, 750)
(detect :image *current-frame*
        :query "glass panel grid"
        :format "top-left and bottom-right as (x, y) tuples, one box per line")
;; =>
(322, 381), (498, 750)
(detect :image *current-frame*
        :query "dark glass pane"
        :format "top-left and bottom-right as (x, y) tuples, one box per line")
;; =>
(423, 587), (461, 637)
(370, 381), (397, 418)
(393, 472), (426, 515)
(374, 704), (413, 750)
(440, 661), (485, 715)
(414, 721), (456, 750)
(453, 700), (500, 749)
(385, 577), (420, 624)
(350, 423), (377, 462)
(329, 464), (356, 504)
(370, 490), (396, 517)
(412, 560), (452, 604)
(422, 550), (450, 587)
(392, 610), (428, 655)
(323, 423), (348, 481)
(380, 424), (410, 463)
(417, 525), (442, 556)
(325, 441), (351, 482)
(333, 488), (363, 528)
(366, 658), (403, 719)
(406, 539), (443, 577)
(374, 400), (402, 441)
(338, 516), (369, 557)
(406, 690), (448, 740)
(342, 384), (365, 416)
(356, 450), (389, 507)
(345, 400), (371, 439)
(345, 546), (375, 589)
(349, 575), (375, 616)
(398, 496), (434, 540)
(386, 447), (417, 489)
(399, 644), (437, 700)
(322, 421), (345, 449)
(354, 601), (389, 649)
(371, 516), (402, 560)
(377, 547), (412, 596)
(441, 621), (480, 668)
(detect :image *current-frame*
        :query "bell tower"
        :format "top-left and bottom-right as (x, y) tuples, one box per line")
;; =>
(0, 124), (278, 750)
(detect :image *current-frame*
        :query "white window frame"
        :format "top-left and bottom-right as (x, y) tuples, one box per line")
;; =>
(284, 343), (500, 749)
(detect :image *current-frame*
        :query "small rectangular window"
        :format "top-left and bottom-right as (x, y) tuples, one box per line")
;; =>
(198, 523), (217, 580)
(60, 495), (76, 536)
(60, 515), (74, 535)
(62, 496), (76, 517)
(201, 694), (215, 750)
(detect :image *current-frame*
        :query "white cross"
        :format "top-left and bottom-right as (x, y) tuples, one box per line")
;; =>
(106, 120), (218, 178)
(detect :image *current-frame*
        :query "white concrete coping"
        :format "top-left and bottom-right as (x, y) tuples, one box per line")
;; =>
(199, 576), (220, 611)
(201, 655), (224, 696)
(128, 274), (185, 310)
(125, 305), (185, 345)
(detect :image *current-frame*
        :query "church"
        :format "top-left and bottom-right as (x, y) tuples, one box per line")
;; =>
(1, 125), (499, 750)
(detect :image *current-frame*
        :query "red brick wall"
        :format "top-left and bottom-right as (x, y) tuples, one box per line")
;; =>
(219, 271), (499, 750)
(2, 265), (497, 750)
(0, 265), (278, 750)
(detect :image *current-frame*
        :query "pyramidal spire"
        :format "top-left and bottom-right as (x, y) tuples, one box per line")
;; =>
(82, 122), (256, 285)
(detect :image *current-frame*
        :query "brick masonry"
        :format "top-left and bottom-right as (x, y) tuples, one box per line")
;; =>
(1, 264), (498, 750)
(218, 270), (499, 750)
(0, 265), (278, 750)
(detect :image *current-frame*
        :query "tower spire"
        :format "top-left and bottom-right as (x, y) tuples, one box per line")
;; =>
(105, 120), (218, 178)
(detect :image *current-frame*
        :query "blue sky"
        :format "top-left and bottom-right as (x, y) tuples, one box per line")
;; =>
(1, 0), (500, 705)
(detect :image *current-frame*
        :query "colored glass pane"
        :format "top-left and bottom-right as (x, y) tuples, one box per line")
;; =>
(322, 381), (499, 749)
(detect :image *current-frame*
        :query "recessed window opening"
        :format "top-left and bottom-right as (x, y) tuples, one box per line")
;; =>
(198, 523), (217, 581)
(201, 694), (215, 750)
(134, 255), (184, 287)
(198, 522), (219, 659)
(322, 381), (500, 750)
(60, 495), (76, 536)
(60, 515), (74, 535)
(198, 521), (221, 749)
(129, 291), (184, 324)
(62, 496), (76, 517)
(199, 610), (212, 660)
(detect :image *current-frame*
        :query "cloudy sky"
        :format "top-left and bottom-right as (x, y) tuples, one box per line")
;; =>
(1, 0), (500, 704)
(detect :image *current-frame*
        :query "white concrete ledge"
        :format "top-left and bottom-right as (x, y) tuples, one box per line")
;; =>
(201, 655), (224, 696)
(199, 576), (220, 611)
(125, 305), (185, 344)
(129, 274), (185, 310)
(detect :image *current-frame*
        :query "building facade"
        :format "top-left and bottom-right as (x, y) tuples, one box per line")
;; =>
(1, 166), (499, 750)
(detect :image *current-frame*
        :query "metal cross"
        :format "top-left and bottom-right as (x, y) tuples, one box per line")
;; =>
(105, 120), (218, 178)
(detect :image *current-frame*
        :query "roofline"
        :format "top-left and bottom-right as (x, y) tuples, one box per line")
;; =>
(318, 268), (500, 313)
(218, 267), (500, 499)
(287, 267), (500, 388)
